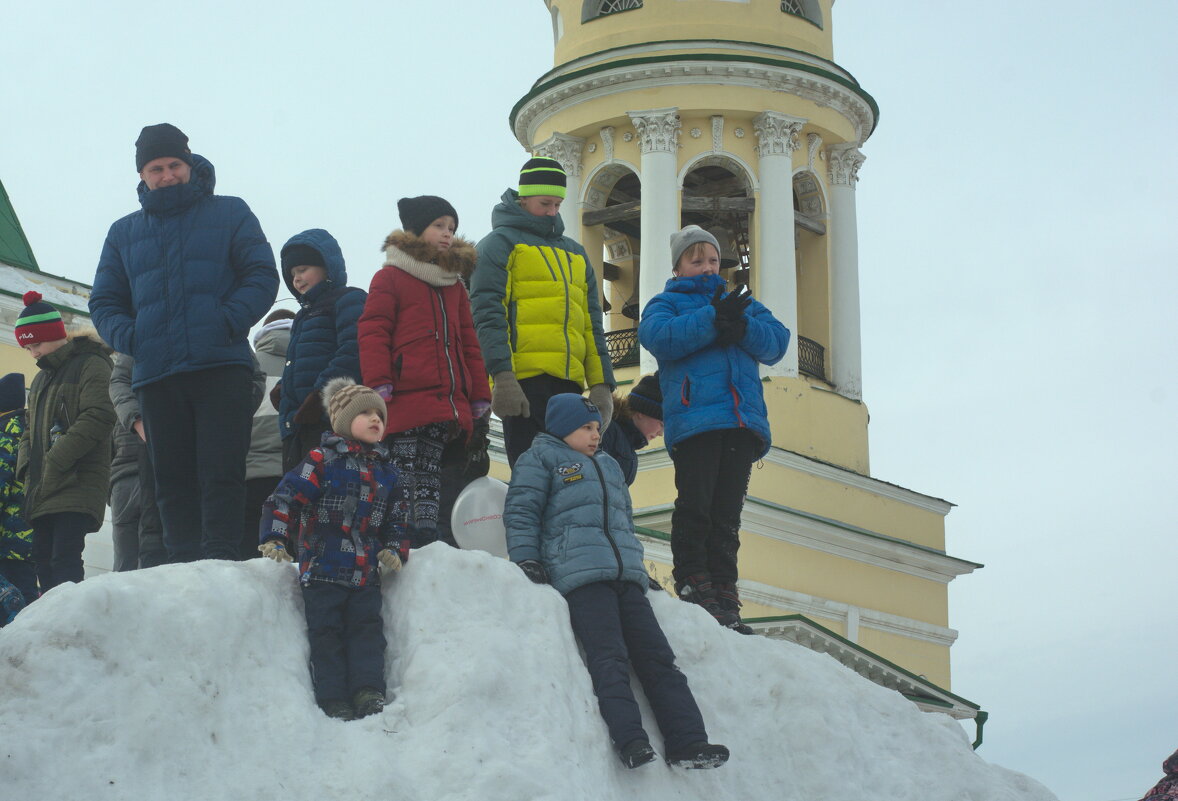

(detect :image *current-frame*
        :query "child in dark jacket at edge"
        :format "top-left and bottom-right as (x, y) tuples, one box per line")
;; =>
(504, 393), (729, 770)
(358, 196), (491, 547)
(638, 225), (790, 634)
(259, 378), (409, 721)
(0, 373), (36, 624)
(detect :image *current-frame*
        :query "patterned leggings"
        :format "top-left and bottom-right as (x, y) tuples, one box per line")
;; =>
(385, 422), (451, 536)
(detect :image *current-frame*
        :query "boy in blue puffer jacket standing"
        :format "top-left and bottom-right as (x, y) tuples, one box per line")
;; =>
(638, 226), (790, 634)
(504, 393), (728, 771)
(274, 229), (367, 472)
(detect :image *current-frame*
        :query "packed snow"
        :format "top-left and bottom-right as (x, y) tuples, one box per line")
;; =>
(0, 544), (1059, 800)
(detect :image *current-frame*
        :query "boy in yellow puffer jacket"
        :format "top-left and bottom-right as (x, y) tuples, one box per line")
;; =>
(471, 157), (615, 467)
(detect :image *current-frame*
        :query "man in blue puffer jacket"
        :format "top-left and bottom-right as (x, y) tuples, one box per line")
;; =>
(90, 123), (278, 562)
(274, 229), (366, 472)
(504, 394), (729, 771)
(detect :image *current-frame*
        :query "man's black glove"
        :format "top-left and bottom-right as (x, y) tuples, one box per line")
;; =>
(518, 560), (548, 585)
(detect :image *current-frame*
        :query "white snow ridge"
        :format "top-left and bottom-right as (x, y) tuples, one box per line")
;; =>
(0, 544), (1059, 801)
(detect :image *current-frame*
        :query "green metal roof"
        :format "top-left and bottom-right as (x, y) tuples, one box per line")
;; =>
(0, 177), (40, 272)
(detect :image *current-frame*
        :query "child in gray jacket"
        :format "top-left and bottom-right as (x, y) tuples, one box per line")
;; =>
(504, 393), (728, 770)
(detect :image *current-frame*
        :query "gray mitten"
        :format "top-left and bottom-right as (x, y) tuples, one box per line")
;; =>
(492, 372), (530, 419)
(588, 383), (614, 430)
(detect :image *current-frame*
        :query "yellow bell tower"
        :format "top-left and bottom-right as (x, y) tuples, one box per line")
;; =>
(502, 1), (982, 724)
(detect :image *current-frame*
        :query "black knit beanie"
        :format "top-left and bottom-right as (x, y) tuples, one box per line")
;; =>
(519, 157), (567, 198)
(280, 244), (326, 275)
(627, 373), (663, 421)
(135, 123), (192, 172)
(397, 196), (459, 236)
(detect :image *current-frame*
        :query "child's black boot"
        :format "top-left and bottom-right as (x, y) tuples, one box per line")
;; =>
(713, 582), (755, 635)
(666, 741), (730, 769)
(618, 738), (657, 769)
(352, 687), (385, 719)
(676, 574), (740, 629)
(319, 699), (355, 721)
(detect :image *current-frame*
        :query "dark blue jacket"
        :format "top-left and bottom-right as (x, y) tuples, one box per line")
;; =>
(277, 229), (366, 440)
(638, 273), (789, 459)
(89, 155), (278, 389)
(504, 433), (648, 596)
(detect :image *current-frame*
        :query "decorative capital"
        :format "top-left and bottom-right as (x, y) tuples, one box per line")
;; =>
(827, 145), (866, 186)
(753, 111), (805, 158)
(533, 132), (586, 178)
(627, 108), (681, 154)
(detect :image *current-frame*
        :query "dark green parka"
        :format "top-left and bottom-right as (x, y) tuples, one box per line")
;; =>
(16, 334), (115, 530)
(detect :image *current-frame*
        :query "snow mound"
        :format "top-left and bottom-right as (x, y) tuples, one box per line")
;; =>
(0, 544), (1059, 800)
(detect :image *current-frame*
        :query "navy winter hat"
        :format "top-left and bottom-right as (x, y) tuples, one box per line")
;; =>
(135, 123), (192, 172)
(398, 195), (459, 237)
(545, 393), (602, 439)
(627, 373), (663, 421)
(0, 373), (26, 413)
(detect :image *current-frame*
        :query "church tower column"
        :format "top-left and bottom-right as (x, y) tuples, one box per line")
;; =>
(827, 144), (866, 400)
(628, 107), (681, 374)
(533, 132), (586, 245)
(753, 111), (806, 377)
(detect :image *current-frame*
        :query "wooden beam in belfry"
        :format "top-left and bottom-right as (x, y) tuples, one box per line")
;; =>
(583, 200), (641, 227)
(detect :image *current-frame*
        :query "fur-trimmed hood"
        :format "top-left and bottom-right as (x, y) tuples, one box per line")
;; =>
(382, 229), (477, 287)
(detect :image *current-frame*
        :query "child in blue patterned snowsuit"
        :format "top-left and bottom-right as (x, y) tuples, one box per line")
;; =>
(504, 393), (729, 771)
(0, 372), (35, 623)
(259, 378), (408, 721)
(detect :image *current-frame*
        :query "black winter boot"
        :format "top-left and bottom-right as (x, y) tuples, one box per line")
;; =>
(666, 741), (730, 769)
(352, 687), (385, 719)
(618, 739), (657, 769)
(676, 574), (740, 629)
(714, 582), (755, 635)
(319, 699), (355, 721)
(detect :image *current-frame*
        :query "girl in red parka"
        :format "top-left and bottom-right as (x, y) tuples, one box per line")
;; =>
(358, 196), (491, 546)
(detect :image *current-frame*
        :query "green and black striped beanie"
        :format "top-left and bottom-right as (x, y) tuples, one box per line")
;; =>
(15, 291), (67, 347)
(518, 157), (567, 199)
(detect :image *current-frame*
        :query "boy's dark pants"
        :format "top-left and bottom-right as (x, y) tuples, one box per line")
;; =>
(110, 442), (166, 570)
(566, 580), (708, 753)
(669, 428), (759, 586)
(241, 476), (280, 560)
(302, 581), (386, 704)
(502, 375), (581, 468)
(0, 559), (38, 605)
(31, 511), (89, 592)
(138, 365), (253, 563)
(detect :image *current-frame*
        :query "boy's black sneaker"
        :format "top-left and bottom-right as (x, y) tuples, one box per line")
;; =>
(619, 739), (657, 769)
(320, 699), (355, 721)
(352, 687), (385, 719)
(666, 741), (730, 769)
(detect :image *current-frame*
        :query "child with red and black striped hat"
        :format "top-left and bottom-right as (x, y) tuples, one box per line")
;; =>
(14, 291), (116, 593)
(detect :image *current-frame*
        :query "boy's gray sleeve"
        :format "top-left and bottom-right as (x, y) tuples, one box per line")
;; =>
(503, 449), (549, 564)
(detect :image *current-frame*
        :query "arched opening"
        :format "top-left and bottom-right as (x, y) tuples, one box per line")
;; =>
(582, 0), (643, 24)
(680, 157), (755, 286)
(781, 0), (823, 28)
(582, 163), (642, 367)
(793, 170), (830, 383)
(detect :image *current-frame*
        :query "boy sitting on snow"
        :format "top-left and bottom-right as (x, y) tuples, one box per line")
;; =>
(259, 378), (408, 721)
(503, 393), (729, 770)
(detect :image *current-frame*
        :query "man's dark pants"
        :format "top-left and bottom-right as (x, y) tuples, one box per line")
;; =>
(566, 580), (708, 753)
(138, 365), (253, 562)
(31, 511), (89, 592)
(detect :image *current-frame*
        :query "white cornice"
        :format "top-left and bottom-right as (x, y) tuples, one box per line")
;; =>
(544, 40), (858, 84)
(635, 497), (977, 585)
(515, 57), (875, 149)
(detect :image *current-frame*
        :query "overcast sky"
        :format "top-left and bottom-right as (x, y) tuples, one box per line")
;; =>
(2, 2), (1175, 799)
